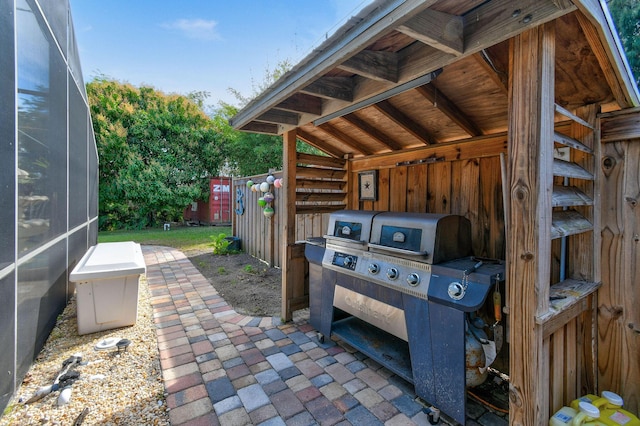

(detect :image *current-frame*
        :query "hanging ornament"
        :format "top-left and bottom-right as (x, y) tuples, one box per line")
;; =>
(274, 178), (282, 189)
(263, 206), (275, 217)
(246, 180), (254, 188)
(263, 192), (274, 203)
(260, 181), (270, 192)
(252, 184), (259, 192)
(266, 175), (275, 184)
(257, 197), (267, 208)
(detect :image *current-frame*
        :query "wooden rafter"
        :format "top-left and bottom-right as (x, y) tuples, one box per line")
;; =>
(240, 121), (278, 134)
(301, 77), (353, 102)
(340, 114), (404, 151)
(414, 84), (483, 137)
(574, 10), (632, 109)
(316, 123), (373, 155)
(255, 110), (299, 126)
(397, 8), (463, 56)
(373, 100), (433, 145)
(275, 93), (323, 115)
(337, 50), (399, 83)
(473, 51), (509, 96)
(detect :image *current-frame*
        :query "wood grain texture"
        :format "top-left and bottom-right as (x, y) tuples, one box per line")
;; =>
(599, 139), (640, 413)
(506, 23), (555, 425)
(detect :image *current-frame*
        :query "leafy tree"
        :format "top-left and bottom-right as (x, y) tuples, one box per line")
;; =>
(213, 59), (326, 177)
(88, 78), (224, 230)
(608, 0), (640, 85)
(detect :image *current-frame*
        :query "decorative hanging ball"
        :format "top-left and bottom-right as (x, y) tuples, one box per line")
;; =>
(263, 206), (275, 217)
(263, 192), (274, 203)
(260, 181), (270, 192)
(252, 184), (259, 192)
(273, 178), (282, 188)
(257, 197), (267, 208)
(246, 180), (253, 188)
(266, 175), (275, 184)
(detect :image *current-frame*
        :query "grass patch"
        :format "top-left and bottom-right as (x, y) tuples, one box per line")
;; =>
(98, 225), (231, 252)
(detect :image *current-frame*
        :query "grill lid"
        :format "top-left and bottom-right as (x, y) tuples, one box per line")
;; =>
(369, 212), (472, 263)
(324, 210), (380, 244)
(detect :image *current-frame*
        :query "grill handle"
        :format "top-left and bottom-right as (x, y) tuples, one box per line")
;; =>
(323, 235), (367, 245)
(367, 242), (428, 257)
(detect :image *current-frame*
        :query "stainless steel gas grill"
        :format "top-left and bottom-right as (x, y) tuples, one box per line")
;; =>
(305, 210), (505, 424)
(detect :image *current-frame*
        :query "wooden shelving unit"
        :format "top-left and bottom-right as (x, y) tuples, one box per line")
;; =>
(538, 104), (600, 329)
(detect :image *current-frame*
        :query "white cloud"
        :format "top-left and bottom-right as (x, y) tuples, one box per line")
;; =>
(161, 18), (220, 41)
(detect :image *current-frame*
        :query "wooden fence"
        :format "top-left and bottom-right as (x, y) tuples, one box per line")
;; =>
(232, 171), (332, 268)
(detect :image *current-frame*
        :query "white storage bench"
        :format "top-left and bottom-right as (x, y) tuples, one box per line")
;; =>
(70, 242), (146, 335)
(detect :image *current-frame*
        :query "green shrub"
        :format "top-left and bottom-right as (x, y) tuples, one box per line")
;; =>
(211, 233), (229, 255)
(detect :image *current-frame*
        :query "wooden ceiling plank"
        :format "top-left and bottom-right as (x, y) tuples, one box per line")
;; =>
(337, 50), (399, 83)
(341, 114), (404, 151)
(275, 93), (323, 115)
(255, 110), (300, 126)
(296, 128), (347, 158)
(414, 84), (483, 136)
(397, 8), (464, 56)
(300, 76), (354, 102)
(316, 123), (373, 155)
(373, 100), (434, 145)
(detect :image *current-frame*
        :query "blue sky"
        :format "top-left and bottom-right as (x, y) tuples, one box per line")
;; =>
(69, 0), (372, 107)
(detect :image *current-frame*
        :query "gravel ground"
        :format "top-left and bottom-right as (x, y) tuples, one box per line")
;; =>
(0, 275), (169, 426)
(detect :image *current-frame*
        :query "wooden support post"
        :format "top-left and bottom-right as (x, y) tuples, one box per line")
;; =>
(507, 22), (555, 425)
(281, 129), (298, 322)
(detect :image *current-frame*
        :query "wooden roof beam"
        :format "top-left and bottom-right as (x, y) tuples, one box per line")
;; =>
(240, 122), (279, 135)
(255, 110), (300, 126)
(300, 77), (353, 102)
(473, 50), (509, 96)
(296, 128), (347, 158)
(337, 50), (399, 83)
(340, 114), (404, 151)
(316, 123), (374, 155)
(397, 8), (464, 56)
(373, 100), (434, 145)
(414, 84), (483, 137)
(574, 9), (637, 108)
(275, 93), (323, 115)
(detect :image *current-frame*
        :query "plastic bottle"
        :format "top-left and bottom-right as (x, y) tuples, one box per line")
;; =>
(571, 391), (640, 426)
(550, 402), (600, 426)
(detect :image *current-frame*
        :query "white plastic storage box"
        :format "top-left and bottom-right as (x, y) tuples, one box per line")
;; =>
(70, 242), (146, 335)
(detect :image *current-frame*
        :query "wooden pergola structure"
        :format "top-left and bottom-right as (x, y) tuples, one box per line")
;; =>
(230, 0), (640, 424)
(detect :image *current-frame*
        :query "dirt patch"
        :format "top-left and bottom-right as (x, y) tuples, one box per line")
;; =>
(186, 249), (282, 318)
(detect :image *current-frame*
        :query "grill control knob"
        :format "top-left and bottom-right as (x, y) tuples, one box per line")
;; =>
(368, 264), (380, 274)
(343, 256), (355, 268)
(386, 268), (399, 280)
(448, 282), (465, 300)
(407, 273), (420, 286)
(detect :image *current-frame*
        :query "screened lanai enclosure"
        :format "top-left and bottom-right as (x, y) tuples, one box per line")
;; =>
(230, 0), (640, 424)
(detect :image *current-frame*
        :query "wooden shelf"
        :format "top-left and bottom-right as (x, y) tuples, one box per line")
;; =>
(554, 104), (595, 130)
(552, 185), (593, 207)
(536, 279), (601, 338)
(554, 131), (593, 153)
(295, 204), (346, 214)
(553, 159), (594, 180)
(551, 210), (593, 239)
